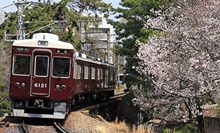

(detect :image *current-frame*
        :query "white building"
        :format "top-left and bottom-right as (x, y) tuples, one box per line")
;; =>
(88, 14), (114, 64)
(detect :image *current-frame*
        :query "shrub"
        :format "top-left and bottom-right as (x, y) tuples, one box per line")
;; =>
(0, 83), (11, 117)
(214, 100), (220, 117)
(163, 123), (198, 133)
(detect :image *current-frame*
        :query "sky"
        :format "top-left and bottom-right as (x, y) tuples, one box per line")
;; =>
(1, 0), (120, 19)
(1, 0), (121, 41)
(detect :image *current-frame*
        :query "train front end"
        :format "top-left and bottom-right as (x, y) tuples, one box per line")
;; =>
(9, 33), (74, 119)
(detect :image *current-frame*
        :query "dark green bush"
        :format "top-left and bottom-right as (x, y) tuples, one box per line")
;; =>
(214, 100), (220, 117)
(0, 83), (11, 117)
(0, 83), (7, 92)
(162, 123), (198, 133)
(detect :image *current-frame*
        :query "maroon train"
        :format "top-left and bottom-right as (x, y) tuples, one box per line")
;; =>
(9, 33), (116, 119)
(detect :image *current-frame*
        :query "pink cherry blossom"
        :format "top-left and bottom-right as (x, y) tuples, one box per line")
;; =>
(133, 0), (220, 124)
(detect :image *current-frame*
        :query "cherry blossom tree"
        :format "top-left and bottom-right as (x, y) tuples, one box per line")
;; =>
(133, 0), (220, 124)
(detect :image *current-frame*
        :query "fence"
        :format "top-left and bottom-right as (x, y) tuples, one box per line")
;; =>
(198, 105), (219, 133)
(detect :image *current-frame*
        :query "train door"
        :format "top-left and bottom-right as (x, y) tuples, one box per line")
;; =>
(31, 51), (51, 96)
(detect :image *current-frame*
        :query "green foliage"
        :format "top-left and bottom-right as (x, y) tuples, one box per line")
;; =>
(0, 11), (17, 40)
(214, 100), (220, 117)
(0, 0), (112, 51)
(162, 124), (198, 133)
(139, 29), (160, 43)
(122, 90), (135, 104)
(0, 83), (7, 92)
(108, 0), (173, 86)
(154, 126), (165, 133)
(0, 83), (11, 117)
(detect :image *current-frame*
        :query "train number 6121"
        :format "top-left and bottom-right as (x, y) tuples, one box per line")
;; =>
(34, 83), (47, 88)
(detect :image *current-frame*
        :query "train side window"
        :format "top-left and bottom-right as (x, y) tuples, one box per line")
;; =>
(73, 63), (77, 79)
(97, 68), (100, 80)
(52, 57), (70, 77)
(91, 67), (95, 80)
(100, 69), (103, 79)
(105, 69), (108, 87)
(13, 55), (30, 75)
(110, 70), (113, 81)
(84, 66), (89, 79)
(109, 69), (113, 87)
(100, 68), (103, 88)
(77, 65), (81, 79)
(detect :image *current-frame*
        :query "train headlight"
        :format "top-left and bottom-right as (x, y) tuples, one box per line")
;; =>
(61, 85), (66, 90)
(21, 83), (26, 88)
(55, 84), (60, 90)
(15, 82), (20, 88)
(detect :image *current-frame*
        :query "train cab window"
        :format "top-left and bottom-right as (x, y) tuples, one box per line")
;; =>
(13, 55), (30, 75)
(35, 56), (49, 76)
(52, 57), (70, 77)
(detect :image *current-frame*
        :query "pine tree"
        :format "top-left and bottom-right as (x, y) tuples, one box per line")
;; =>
(108, 0), (173, 88)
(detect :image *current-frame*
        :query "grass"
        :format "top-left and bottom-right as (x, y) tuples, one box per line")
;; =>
(112, 117), (153, 133)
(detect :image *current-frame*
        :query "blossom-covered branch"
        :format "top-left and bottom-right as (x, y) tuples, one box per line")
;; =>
(134, 0), (220, 123)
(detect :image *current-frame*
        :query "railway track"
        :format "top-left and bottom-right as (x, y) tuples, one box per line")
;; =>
(72, 93), (125, 111)
(22, 120), (29, 133)
(54, 122), (69, 133)
(1, 93), (125, 133)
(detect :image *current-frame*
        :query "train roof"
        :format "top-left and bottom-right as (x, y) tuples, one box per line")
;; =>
(12, 33), (73, 49)
(12, 33), (115, 68)
(12, 39), (74, 49)
(75, 52), (115, 68)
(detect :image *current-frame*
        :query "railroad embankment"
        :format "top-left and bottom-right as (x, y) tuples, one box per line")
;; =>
(0, 93), (154, 132)
(63, 111), (151, 133)
(0, 111), (152, 133)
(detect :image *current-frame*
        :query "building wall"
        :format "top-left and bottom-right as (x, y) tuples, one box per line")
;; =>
(88, 14), (114, 64)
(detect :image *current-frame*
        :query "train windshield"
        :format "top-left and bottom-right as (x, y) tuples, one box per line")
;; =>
(53, 57), (70, 77)
(13, 55), (30, 75)
(35, 56), (49, 76)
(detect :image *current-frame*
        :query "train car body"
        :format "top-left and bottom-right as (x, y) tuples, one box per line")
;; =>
(9, 33), (116, 119)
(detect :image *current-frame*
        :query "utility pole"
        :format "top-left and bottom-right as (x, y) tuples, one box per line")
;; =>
(2, 0), (67, 41)
(17, 0), (25, 40)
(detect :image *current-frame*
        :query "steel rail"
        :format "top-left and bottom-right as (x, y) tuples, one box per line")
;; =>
(22, 120), (29, 133)
(54, 122), (68, 133)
